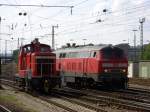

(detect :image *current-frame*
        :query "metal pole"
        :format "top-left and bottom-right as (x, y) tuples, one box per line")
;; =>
(0, 17), (2, 89)
(140, 22), (143, 50)
(17, 38), (20, 49)
(0, 17), (1, 55)
(133, 29), (137, 61)
(52, 26), (54, 49)
(5, 40), (7, 63)
(139, 18), (145, 58)
(52, 25), (58, 50)
(83, 39), (87, 46)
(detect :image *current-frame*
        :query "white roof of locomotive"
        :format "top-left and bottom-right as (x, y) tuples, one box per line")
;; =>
(55, 44), (111, 53)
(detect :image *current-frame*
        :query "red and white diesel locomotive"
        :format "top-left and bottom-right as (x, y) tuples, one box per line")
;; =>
(15, 39), (60, 92)
(55, 44), (128, 89)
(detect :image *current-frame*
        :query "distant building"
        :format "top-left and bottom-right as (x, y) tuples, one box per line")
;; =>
(0, 54), (13, 64)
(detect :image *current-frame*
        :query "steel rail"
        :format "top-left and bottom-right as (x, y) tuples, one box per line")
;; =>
(84, 88), (150, 103)
(0, 79), (78, 112)
(51, 91), (107, 112)
(1, 79), (150, 111)
(0, 105), (12, 112)
(37, 96), (78, 112)
(54, 88), (150, 112)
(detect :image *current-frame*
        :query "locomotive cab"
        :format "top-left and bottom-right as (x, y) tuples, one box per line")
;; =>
(16, 39), (60, 92)
(98, 46), (128, 88)
(55, 45), (128, 89)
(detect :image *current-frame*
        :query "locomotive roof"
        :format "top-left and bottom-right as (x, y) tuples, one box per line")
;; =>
(55, 44), (116, 53)
(21, 43), (50, 48)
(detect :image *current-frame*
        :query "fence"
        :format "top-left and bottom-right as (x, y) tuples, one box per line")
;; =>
(128, 61), (150, 78)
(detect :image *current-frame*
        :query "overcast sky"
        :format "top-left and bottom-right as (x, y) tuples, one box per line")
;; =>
(0, 0), (150, 53)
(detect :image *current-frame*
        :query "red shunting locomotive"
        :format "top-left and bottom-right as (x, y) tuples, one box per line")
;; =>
(15, 38), (60, 92)
(55, 45), (128, 89)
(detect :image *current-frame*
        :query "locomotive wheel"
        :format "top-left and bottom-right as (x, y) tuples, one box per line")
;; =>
(43, 80), (50, 93)
(87, 78), (94, 88)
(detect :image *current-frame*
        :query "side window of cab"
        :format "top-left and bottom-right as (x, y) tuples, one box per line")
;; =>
(91, 51), (97, 58)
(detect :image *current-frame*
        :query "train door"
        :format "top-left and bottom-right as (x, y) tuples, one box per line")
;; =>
(81, 51), (90, 76)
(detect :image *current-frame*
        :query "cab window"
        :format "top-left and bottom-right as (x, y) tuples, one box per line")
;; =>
(91, 51), (97, 58)
(40, 46), (50, 52)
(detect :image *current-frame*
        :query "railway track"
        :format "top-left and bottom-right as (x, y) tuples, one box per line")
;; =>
(85, 88), (150, 103)
(121, 87), (150, 96)
(1, 79), (76, 112)
(50, 91), (107, 112)
(37, 95), (79, 112)
(1, 79), (105, 112)
(53, 87), (150, 112)
(0, 105), (12, 112)
(1, 79), (150, 112)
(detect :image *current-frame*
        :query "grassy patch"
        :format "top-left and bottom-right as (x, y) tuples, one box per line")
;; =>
(0, 90), (37, 112)
(0, 93), (18, 102)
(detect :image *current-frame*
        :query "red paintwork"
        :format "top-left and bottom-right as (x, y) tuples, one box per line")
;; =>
(18, 40), (57, 78)
(56, 46), (128, 76)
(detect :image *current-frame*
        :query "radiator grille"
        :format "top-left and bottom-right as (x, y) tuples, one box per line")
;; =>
(36, 59), (54, 75)
(111, 69), (121, 73)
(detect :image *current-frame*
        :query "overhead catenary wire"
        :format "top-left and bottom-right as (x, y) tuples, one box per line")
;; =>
(1, 0), (150, 46)
(16, 3), (148, 38)
(0, 3), (74, 8)
(14, 8), (150, 35)
(29, 0), (91, 27)
(2, 1), (149, 30)
(14, 10), (150, 36)
(7, 0), (149, 34)
(29, 1), (150, 28)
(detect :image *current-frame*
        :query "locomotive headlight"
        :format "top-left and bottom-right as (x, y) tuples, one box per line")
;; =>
(104, 69), (108, 72)
(45, 80), (48, 83)
(122, 69), (126, 72)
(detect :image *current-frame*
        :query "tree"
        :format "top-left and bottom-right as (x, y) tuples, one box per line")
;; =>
(13, 49), (19, 64)
(0, 57), (2, 89)
(141, 43), (150, 60)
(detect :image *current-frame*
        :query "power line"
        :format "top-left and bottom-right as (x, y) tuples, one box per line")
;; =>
(0, 3), (73, 8)
(28, 1), (150, 32)
(0, 3), (74, 15)
(74, 0), (90, 7)
(28, 0), (90, 26)
(15, 11), (149, 37)
(7, 0), (145, 34)
(44, 1), (150, 20)
(5, 1), (150, 40)
(2, 0), (150, 30)
(52, 25), (58, 50)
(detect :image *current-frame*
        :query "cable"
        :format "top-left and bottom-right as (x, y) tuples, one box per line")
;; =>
(3, 0), (150, 29)
(74, 0), (90, 7)
(9, 0), (148, 36)
(7, 0), (150, 38)
(30, 1), (150, 27)
(0, 3), (73, 8)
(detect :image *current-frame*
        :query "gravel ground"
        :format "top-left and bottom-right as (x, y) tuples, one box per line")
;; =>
(129, 78), (150, 90)
(129, 78), (150, 86)
(1, 62), (17, 80)
(0, 85), (138, 112)
(0, 85), (67, 112)
(49, 97), (95, 112)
